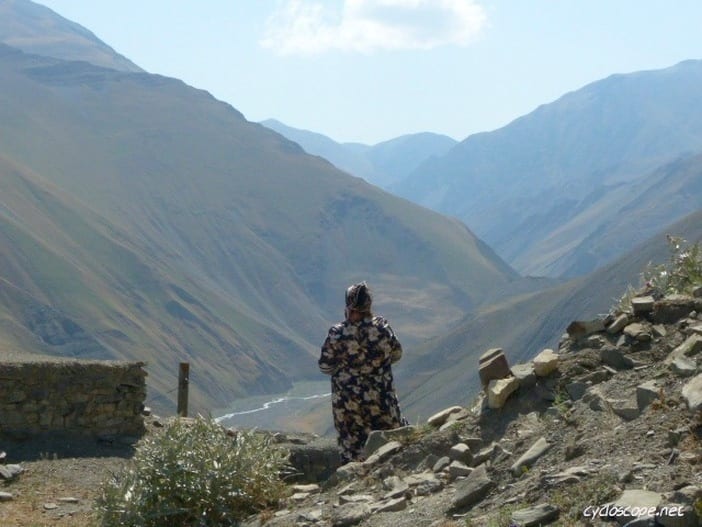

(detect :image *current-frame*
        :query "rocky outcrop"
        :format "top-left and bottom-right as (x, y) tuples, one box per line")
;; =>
(242, 292), (702, 527)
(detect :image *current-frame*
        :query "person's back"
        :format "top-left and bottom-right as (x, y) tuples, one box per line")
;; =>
(319, 282), (407, 464)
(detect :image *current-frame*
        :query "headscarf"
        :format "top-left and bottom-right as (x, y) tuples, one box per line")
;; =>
(345, 281), (372, 313)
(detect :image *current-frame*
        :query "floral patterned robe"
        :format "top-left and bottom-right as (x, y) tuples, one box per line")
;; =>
(319, 315), (407, 463)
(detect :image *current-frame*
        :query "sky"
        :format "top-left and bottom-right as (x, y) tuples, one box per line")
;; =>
(37, 0), (702, 145)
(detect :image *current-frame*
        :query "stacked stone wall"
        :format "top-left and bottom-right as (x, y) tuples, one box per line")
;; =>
(0, 359), (146, 438)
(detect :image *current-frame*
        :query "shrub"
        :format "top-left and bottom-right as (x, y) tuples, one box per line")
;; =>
(615, 235), (702, 314)
(96, 416), (290, 527)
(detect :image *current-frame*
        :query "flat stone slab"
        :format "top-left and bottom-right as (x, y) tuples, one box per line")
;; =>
(449, 463), (494, 511)
(331, 502), (371, 527)
(511, 437), (550, 475)
(374, 496), (407, 513)
(512, 503), (560, 527)
(671, 356), (697, 377)
(606, 489), (662, 525)
(607, 313), (630, 334)
(363, 441), (402, 466)
(363, 426), (415, 457)
(666, 335), (702, 364)
(426, 406), (464, 428)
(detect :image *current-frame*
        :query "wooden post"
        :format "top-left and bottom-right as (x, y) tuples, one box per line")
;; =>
(177, 362), (189, 417)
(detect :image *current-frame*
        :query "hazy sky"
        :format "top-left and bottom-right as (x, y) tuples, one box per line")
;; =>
(37, 0), (702, 145)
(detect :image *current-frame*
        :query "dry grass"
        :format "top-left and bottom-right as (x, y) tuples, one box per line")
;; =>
(0, 456), (127, 526)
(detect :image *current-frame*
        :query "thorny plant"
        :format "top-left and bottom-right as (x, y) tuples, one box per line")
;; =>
(614, 235), (702, 315)
(96, 416), (291, 527)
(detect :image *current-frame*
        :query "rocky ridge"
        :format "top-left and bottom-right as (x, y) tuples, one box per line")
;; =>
(248, 291), (702, 527)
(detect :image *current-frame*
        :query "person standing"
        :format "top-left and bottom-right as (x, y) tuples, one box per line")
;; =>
(319, 282), (408, 464)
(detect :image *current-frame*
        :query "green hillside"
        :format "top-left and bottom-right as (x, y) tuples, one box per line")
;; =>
(0, 42), (516, 414)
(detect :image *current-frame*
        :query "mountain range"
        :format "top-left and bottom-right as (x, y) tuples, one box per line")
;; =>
(266, 61), (702, 280)
(395, 59), (702, 278)
(0, 1), (515, 415)
(260, 119), (457, 189)
(0, 0), (700, 430)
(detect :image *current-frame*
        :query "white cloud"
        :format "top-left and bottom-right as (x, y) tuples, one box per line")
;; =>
(260, 0), (487, 56)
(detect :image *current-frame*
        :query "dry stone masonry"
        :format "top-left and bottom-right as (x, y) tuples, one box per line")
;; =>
(0, 358), (146, 438)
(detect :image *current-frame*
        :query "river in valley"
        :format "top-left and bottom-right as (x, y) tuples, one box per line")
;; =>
(214, 381), (334, 435)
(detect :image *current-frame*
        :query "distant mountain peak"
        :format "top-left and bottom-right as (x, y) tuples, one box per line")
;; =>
(0, 0), (143, 72)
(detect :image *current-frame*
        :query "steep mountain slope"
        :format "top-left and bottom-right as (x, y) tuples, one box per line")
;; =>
(400, 209), (702, 419)
(0, 42), (517, 414)
(396, 59), (702, 277)
(525, 151), (702, 277)
(261, 119), (457, 188)
(0, 155), (295, 412)
(0, 0), (142, 72)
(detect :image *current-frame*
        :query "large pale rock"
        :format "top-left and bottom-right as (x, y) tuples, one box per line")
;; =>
(487, 376), (520, 409)
(426, 406), (464, 428)
(533, 349), (559, 376)
(449, 463), (494, 512)
(607, 313), (630, 334)
(681, 373), (702, 412)
(478, 348), (512, 386)
(511, 437), (550, 475)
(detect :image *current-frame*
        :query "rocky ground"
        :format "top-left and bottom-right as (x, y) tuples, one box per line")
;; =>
(245, 293), (702, 527)
(1, 293), (701, 527)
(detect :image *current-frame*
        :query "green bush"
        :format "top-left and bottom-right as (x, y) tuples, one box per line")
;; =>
(96, 416), (290, 527)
